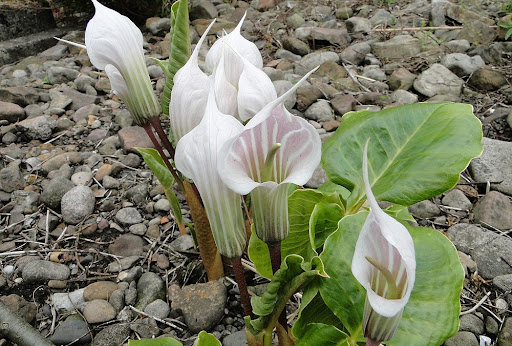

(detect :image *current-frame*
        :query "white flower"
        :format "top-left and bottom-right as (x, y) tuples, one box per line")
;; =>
(351, 142), (416, 343)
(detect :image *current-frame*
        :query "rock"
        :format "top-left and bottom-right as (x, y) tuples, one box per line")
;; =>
(73, 104), (100, 122)
(49, 314), (91, 345)
(0, 101), (25, 123)
(22, 260), (70, 282)
(170, 234), (194, 251)
(50, 90), (73, 109)
(444, 331), (479, 346)
(223, 330), (248, 346)
(305, 165), (328, 188)
(0, 294), (37, 323)
(339, 41), (371, 65)
(413, 63), (463, 97)
(47, 66), (79, 84)
(119, 266), (143, 283)
(115, 207), (143, 226)
(446, 223), (512, 279)
(129, 223), (147, 235)
(408, 200), (441, 218)
(118, 126), (155, 153)
(469, 68), (507, 91)
(282, 37), (310, 56)
(136, 272), (166, 310)
(272, 80), (296, 111)
(154, 199), (171, 212)
(296, 85), (324, 111)
(170, 280), (227, 332)
(108, 234), (144, 257)
(86, 128), (108, 142)
(40, 44), (68, 60)
(445, 40), (470, 53)
(295, 27), (351, 48)
(60, 86), (100, 110)
(459, 314), (485, 335)
(315, 60), (346, 80)
(499, 317), (512, 346)
(145, 17), (170, 35)
(440, 53), (485, 77)
(457, 20), (497, 45)
(103, 176), (120, 189)
(107, 255), (141, 272)
(370, 9), (395, 27)
(147, 64), (164, 78)
(41, 152), (83, 174)
(494, 274), (512, 291)
(0, 160), (24, 193)
(84, 281), (119, 301)
(470, 137), (512, 196)
(109, 289), (125, 313)
(363, 65), (386, 81)
(371, 35), (421, 60)
(345, 17), (371, 34)
(51, 289), (85, 312)
(388, 68), (416, 91)
(91, 324), (131, 346)
(61, 186), (95, 225)
(144, 299), (169, 319)
(441, 189), (472, 210)
(190, 0), (218, 20)
(16, 115), (55, 140)
(294, 51), (340, 76)
(472, 191), (512, 230)
(287, 13), (305, 29)
(336, 6), (353, 20)
(487, 315), (500, 335)
(330, 94), (356, 116)
(40, 177), (75, 209)
(83, 299), (116, 323)
(0, 86), (39, 106)
(390, 89), (418, 104)
(304, 100), (334, 122)
(71, 171), (93, 186)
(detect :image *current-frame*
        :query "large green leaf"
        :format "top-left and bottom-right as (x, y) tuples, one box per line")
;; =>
(162, 0), (191, 115)
(129, 338), (182, 346)
(248, 225), (272, 279)
(309, 202), (343, 250)
(295, 324), (350, 346)
(136, 148), (184, 233)
(322, 103), (483, 209)
(318, 212), (463, 345)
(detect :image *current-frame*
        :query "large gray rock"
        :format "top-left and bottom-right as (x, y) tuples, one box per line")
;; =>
(345, 17), (371, 33)
(294, 27), (351, 48)
(282, 37), (310, 56)
(145, 17), (170, 35)
(40, 177), (76, 210)
(0, 160), (24, 193)
(136, 272), (166, 310)
(470, 137), (512, 196)
(170, 280), (227, 333)
(444, 331), (479, 346)
(190, 0), (218, 20)
(47, 67), (79, 85)
(413, 64), (464, 97)
(472, 191), (512, 230)
(49, 314), (91, 345)
(339, 42), (371, 65)
(22, 260), (70, 282)
(16, 115), (55, 140)
(304, 99), (335, 122)
(371, 35), (421, 60)
(0, 101), (25, 123)
(440, 53), (485, 77)
(446, 223), (512, 279)
(61, 186), (96, 225)
(294, 51), (339, 75)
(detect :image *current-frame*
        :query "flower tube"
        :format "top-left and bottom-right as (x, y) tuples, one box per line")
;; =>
(351, 142), (416, 344)
(174, 91), (246, 259)
(60, 0), (160, 125)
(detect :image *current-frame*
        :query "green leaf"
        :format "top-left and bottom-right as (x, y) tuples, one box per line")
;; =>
(322, 103), (483, 209)
(193, 331), (221, 346)
(384, 204), (415, 223)
(309, 203), (343, 250)
(295, 324), (350, 346)
(319, 212), (464, 345)
(249, 255), (328, 334)
(318, 181), (351, 201)
(248, 225), (273, 279)
(162, 0), (191, 115)
(136, 148), (184, 233)
(389, 226), (464, 345)
(319, 213), (367, 337)
(129, 337), (182, 346)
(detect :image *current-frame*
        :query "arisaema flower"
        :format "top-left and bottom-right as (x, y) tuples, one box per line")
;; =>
(58, 0), (160, 125)
(169, 13), (276, 144)
(351, 142), (416, 344)
(174, 91), (246, 259)
(218, 69), (321, 244)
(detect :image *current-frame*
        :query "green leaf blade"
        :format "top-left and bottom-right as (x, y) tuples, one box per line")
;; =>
(129, 337), (182, 346)
(295, 324), (350, 346)
(322, 103), (483, 207)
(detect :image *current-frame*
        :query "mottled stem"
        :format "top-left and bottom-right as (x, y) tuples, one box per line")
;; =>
(149, 117), (176, 160)
(142, 123), (184, 191)
(232, 256), (254, 319)
(366, 339), (381, 346)
(268, 241), (287, 330)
